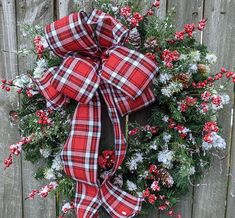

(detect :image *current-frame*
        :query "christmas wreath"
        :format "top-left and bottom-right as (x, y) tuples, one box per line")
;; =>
(1, 0), (234, 217)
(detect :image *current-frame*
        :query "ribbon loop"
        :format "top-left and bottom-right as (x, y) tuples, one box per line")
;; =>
(101, 46), (158, 99)
(87, 9), (129, 49)
(45, 12), (99, 57)
(51, 56), (100, 104)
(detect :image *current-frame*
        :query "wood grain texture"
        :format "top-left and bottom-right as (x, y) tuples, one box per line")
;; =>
(192, 0), (235, 218)
(0, 0), (23, 218)
(15, 1), (56, 218)
(167, 0), (203, 41)
(160, 1), (203, 217)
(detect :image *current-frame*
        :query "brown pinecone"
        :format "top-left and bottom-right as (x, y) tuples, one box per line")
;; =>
(128, 28), (141, 49)
(173, 73), (191, 88)
(144, 36), (158, 49)
(158, 168), (174, 188)
(197, 64), (210, 74)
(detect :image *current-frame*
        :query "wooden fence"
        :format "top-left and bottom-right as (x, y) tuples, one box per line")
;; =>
(0, 0), (235, 217)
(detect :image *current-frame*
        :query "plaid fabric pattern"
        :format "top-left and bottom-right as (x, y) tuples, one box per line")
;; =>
(87, 9), (129, 49)
(39, 9), (158, 218)
(35, 67), (69, 109)
(101, 46), (158, 99)
(44, 12), (99, 58)
(51, 56), (100, 104)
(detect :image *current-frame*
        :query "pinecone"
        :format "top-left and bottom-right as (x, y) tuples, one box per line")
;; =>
(144, 36), (158, 49)
(158, 168), (174, 188)
(197, 64), (210, 74)
(173, 73), (191, 88)
(128, 28), (141, 49)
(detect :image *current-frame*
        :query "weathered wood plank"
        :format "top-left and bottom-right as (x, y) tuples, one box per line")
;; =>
(0, 0), (23, 217)
(167, 0), (203, 41)
(15, 1), (56, 217)
(192, 0), (234, 217)
(159, 1), (203, 218)
(211, 0), (235, 218)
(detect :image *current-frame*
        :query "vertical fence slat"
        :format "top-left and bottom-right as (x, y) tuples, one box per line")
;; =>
(158, 1), (203, 218)
(15, 1), (56, 217)
(192, 0), (235, 218)
(0, 0), (23, 217)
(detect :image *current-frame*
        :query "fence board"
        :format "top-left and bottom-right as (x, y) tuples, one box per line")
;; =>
(192, 0), (234, 218)
(15, 1), (56, 218)
(160, 1), (204, 217)
(0, 0), (23, 218)
(214, 0), (235, 217)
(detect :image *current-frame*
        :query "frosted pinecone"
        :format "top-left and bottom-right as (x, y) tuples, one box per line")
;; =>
(128, 28), (141, 49)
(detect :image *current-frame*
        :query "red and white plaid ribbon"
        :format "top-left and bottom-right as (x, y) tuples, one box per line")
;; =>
(36, 9), (158, 218)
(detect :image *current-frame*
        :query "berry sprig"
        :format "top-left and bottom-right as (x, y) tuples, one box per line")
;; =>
(35, 109), (52, 125)
(175, 19), (208, 41)
(25, 181), (58, 200)
(192, 68), (235, 89)
(4, 137), (32, 169)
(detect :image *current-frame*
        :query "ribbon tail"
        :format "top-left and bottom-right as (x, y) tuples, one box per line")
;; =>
(61, 92), (101, 184)
(100, 181), (143, 218)
(75, 182), (101, 218)
(99, 80), (143, 217)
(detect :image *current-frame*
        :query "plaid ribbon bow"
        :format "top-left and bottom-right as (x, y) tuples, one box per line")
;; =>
(36, 9), (158, 218)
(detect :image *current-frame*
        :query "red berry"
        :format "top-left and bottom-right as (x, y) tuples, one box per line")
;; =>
(5, 86), (10, 92)
(1, 84), (5, 89)
(8, 80), (13, 85)
(1, 79), (6, 83)
(17, 89), (23, 94)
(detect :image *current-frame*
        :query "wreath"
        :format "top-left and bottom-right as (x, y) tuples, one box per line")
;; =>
(1, 0), (234, 217)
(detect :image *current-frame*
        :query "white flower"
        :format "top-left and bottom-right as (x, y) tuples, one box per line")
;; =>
(158, 150), (175, 169)
(161, 87), (172, 97)
(162, 115), (169, 123)
(51, 155), (63, 171)
(158, 73), (172, 84)
(161, 82), (183, 97)
(220, 94), (230, 105)
(188, 166), (195, 176)
(150, 140), (158, 150)
(190, 51), (201, 62)
(33, 59), (48, 79)
(179, 54), (187, 60)
(126, 153), (143, 171)
(163, 132), (172, 143)
(189, 63), (198, 73)
(205, 53), (217, 64)
(202, 132), (226, 150)
(126, 180), (137, 191)
(40, 148), (51, 158)
(44, 168), (56, 180)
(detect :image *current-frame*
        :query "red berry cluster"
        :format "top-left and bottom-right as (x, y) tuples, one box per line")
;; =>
(203, 121), (219, 143)
(34, 35), (44, 59)
(26, 181), (58, 200)
(36, 110), (52, 125)
(175, 19), (207, 41)
(192, 68), (235, 89)
(4, 137), (31, 169)
(98, 150), (115, 170)
(162, 49), (180, 69)
(120, 1), (161, 27)
(0, 79), (12, 92)
(143, 164), (180, 217)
